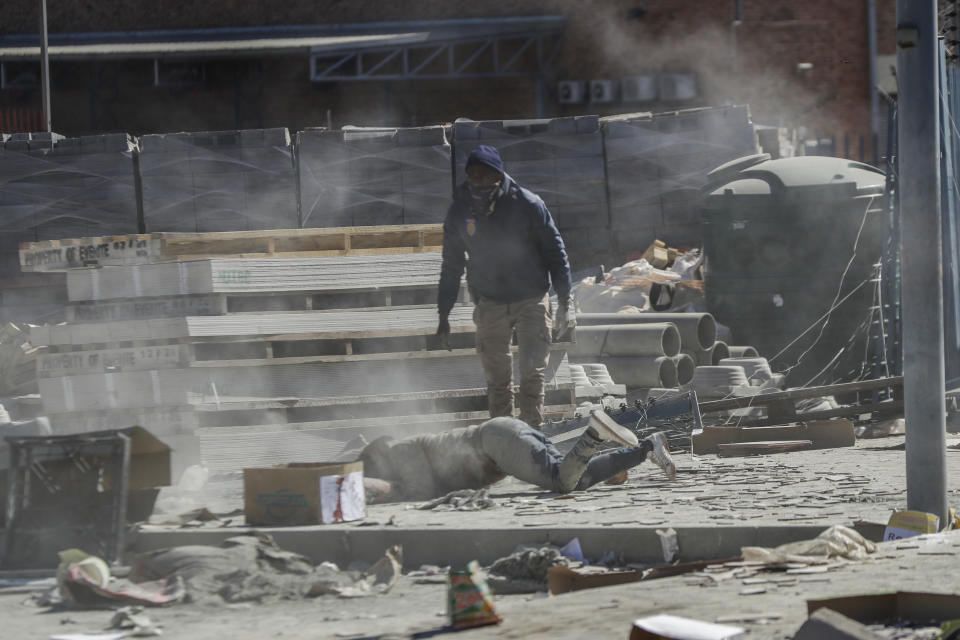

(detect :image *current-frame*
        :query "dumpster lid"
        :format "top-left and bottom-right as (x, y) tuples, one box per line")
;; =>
(704, 155), (885, 199)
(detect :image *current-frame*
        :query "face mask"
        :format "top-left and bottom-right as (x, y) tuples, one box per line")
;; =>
(468, 182), (500, 203)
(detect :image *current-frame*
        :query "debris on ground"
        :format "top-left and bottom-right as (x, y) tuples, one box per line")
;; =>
(417, 488), (495, 511)
(308, 545), (403, 598)
(741, 524), (877, 565)
(131, 532), (400, 604)
(108, 606), (163, 637)
(484, 546), (573, 594)
(56, 549), (185, 609)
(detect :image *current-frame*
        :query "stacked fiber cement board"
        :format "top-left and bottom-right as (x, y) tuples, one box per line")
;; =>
(602, 106), (758, 251)
(63, 253), (445, 301)
(34, 246), (573, 473)
(138, 128), (298, 233)
(297, 126), (453, 227)
(452, 116), (609, 268)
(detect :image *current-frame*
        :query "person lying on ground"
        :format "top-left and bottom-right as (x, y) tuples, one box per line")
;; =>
(357, 411), (676, 503)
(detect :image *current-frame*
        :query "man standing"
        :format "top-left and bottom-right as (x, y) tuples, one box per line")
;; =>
(437, 145), (574, 429)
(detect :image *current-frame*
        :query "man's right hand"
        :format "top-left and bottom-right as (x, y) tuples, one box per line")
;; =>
(436, 314), (451, 350)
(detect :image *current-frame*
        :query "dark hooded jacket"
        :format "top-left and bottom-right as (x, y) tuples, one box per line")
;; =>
(437, 173), (572, 316)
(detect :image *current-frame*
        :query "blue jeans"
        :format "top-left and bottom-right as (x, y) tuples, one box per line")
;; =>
(478, 417), (648, 493)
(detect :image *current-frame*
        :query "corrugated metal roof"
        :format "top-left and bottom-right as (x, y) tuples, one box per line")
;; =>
(0, 16), (564, 60)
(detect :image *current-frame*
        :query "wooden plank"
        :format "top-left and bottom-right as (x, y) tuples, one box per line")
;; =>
(705, 401), (904, 428)
(716, 440), (813, 456)
(21, 224), (443, 272)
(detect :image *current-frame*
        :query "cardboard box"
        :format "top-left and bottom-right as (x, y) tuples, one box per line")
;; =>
(807, 591), (960, 624)
(243, 461), (364, 526)
(691, 419), (855, 455)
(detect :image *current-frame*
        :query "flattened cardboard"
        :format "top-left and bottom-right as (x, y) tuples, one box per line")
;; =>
(243, 461), (364, 526)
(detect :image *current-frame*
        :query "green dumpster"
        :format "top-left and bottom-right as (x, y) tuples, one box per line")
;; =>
(700, 154), (886, 386)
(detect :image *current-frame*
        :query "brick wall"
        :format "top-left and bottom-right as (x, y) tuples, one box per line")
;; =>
(0, 0), (898, 160)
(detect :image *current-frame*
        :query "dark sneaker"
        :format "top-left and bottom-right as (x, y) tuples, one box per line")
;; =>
(647, 432), (677, 481)
(587, 409), (639, 447)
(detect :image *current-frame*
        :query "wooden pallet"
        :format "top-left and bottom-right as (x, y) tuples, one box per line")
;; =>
(19, 224), (444, 272)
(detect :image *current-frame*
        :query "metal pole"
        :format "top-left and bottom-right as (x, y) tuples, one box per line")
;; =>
(38, 0), (52, 133)
(896, 0), (949, 527)
(867, 0), (880, 165)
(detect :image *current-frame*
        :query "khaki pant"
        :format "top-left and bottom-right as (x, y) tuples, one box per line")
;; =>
(473, 293), (552, 427)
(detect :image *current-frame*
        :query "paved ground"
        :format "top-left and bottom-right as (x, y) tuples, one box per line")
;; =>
(3, 433), (960, 639)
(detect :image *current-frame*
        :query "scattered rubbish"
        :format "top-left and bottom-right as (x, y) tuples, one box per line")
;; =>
(108, 606), (163, 636)
(714, 612), (782, 624)
(656, 528), (679, 563)
(448, 560), (502, 630)
(243, 461), (365, 526)
(485, 546), (572, 594)
(134, 533), (379, 604)
(858, 417), (906, 438)
(793, 607), (883, 640)
(883, 510), (940, 541)
(309, 546), (403, 598)
(57, 549), (185, 609)
(50, 633), (128, 640)
(741, 525), (877, 565)
(630, 613), (744, 639)
(418, 488), (494, 511)
(559, 538), (585, 563)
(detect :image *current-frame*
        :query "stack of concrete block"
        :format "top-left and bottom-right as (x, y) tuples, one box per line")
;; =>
(453, 116), (609, 268)
(602, 106), (758, 252)
(0, 132), (140, 323)
(296, 126), (453, 228)
(138, 128), (299, 233)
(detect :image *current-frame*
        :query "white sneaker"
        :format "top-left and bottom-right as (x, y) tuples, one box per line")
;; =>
(647, 432), (677, 481)
(587, 410), (639, 447)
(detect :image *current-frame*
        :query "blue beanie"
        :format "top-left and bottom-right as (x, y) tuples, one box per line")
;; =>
(465, 145), (504, 174)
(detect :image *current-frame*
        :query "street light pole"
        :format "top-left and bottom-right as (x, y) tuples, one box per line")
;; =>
(896, 0), (949, 527)
(39, 0), (51, 133)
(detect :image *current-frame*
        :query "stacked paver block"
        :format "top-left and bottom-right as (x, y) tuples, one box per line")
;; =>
(0, 132), (140, 323)
(602, 106), (758, 252)
(138, 128), (299, 232)
(453, 116), (609, 269)
(296, 126), (453, 227)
